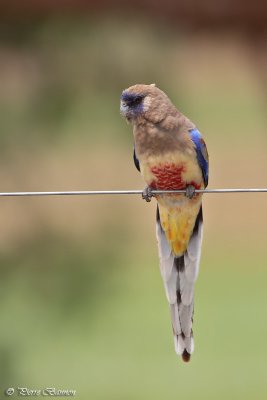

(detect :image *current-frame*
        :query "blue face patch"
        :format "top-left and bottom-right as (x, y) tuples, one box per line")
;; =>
(120, 91), (145, 117)
(121, 91), (143, 103)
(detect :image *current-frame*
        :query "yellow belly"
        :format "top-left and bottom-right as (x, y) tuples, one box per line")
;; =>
(158, 195), (202, 256)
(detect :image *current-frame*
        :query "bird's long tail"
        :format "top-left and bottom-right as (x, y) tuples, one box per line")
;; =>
(156, 206), (203, 362)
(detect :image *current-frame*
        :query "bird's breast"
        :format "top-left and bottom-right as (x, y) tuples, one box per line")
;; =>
(150, 163), (200, 190)
(140, 152), (203, 191)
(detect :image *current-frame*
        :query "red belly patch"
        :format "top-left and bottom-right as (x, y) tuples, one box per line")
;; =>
(150, 163), (200, 191)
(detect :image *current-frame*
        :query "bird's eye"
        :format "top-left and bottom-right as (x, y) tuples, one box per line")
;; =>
(132, 96), (143, 105)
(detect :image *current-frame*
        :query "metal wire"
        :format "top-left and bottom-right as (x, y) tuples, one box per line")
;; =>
(0, 188), (266, 197)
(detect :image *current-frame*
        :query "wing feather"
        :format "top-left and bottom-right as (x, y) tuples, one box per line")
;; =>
(189, 128), (209, 187)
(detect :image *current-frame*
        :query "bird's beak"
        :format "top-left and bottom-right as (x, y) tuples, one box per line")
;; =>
(120, 101), (128, 117)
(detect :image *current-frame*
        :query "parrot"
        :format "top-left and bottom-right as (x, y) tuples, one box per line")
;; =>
(120, 83), (209, 362)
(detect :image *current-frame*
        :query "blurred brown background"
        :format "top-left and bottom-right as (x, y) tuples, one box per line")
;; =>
(0, 1), (266, 399)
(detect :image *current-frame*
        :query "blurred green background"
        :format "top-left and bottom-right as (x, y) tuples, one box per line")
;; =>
(0, 1), (267, 399)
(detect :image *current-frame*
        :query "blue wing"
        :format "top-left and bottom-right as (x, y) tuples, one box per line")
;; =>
(189, 128), (209, 187)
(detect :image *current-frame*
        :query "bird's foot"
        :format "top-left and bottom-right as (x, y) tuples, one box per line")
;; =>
(142, 186), (153, 202)
(185, 185), (196, 199)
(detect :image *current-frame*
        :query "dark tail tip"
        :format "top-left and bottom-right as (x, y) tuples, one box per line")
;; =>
(182, 350), (191, 362)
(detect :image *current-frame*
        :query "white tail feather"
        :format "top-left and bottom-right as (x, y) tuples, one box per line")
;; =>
(156, 207), (203, 362)
(156, 220), (174, 282)
(170, 303), (181, 335)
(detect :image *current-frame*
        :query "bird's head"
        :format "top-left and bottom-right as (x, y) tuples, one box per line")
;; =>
(120, 83), (173, 124)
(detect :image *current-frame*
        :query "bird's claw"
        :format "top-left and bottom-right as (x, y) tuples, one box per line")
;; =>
(142, 186), (153, 202)
(185, 185), (196, 199)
